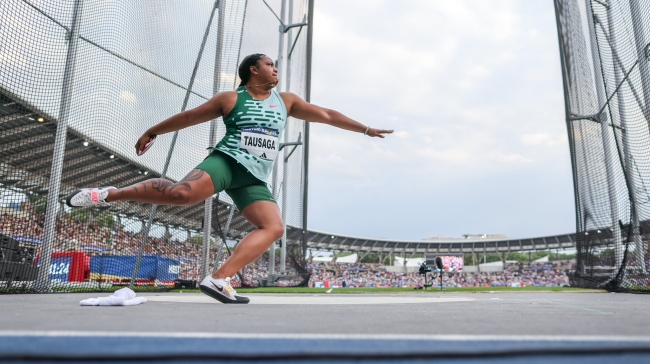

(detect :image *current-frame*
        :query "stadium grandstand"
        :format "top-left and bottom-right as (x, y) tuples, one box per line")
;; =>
(298, 229), (576, 256)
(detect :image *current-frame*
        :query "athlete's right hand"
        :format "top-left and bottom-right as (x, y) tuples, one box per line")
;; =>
(366, 128), (394, 138)
(135, 132), (156, 156)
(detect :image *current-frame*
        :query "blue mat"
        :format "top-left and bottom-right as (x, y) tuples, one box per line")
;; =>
(1, 334), (649, 363)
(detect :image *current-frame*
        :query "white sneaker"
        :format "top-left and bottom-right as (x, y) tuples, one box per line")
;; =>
(65, 187), (116, 208)
(199, 276), (249, 304)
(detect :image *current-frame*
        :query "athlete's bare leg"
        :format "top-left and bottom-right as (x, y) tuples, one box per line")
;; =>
(105, 169), (215, 206)
(212, 201), (283, 279)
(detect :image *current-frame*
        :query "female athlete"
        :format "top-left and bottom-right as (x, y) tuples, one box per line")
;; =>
(66, 54), (393, 303)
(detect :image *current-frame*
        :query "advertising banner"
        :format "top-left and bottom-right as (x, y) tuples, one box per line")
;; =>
(90, 255), (180, 281)
(49, 252), (89, 282)
(49, 256), (72, 282)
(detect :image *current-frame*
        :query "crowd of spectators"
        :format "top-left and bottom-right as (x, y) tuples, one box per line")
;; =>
(1, 209), (209, 281)
(305, 261), (572, 288)
(0, 207), (275, 285)
(1, 207), (573, 288)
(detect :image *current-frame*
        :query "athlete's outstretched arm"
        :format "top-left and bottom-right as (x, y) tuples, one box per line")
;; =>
(281, 92), (393, 138)
(134, 92), (234, 154)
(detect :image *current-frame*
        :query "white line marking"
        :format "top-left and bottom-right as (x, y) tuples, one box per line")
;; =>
(0, 331), (649, 342)
(541, 299), (613, 315)
(144, 295), (476, 305)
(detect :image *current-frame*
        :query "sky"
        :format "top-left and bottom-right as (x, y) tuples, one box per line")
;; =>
(306, 0), (575, 240)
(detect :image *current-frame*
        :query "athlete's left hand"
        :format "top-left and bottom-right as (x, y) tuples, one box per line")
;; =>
(366, 128), (394, 138)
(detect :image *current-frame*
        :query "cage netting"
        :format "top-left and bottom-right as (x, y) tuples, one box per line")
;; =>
(555, 0), (650, 292)
(233, 0), (311, 287)
(0, 0), (310, 292)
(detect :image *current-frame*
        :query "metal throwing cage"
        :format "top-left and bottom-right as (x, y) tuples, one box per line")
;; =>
(555, 0), (650, 292)
(0, 0), (312, 292)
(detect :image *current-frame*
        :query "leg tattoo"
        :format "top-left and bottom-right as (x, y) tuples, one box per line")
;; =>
(116, 179), (186, 198)
(117, 182), (147, 196)
(111, 170), (206, 203)
(151, 178), (174, 194)
(180, 169), (205, 183)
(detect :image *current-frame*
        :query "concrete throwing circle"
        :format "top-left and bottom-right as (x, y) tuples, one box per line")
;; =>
(143, 294), (477, 305)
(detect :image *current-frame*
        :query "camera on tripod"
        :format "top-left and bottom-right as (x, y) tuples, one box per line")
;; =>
(418, 261), (433, 289)
(418, 257), (445, 290)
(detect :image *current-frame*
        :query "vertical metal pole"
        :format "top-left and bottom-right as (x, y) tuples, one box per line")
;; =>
(268, 176), (278, 277)
(268, 0), (287, 280)
(275, 0), (287, 91)
(553, 0), (586, 277)
(628, 0), (649, 267)
(629, 0), (650, 123)
(607, 2), (644, 273)
(279, 166), (288, 273)
(279, 0), (294, 274)
(302, 0), (314, 267)
(213, 205), (235, 272)
(585, 0), (622, 270)
(34, 0), (84, 292)
(131, 0), (219, 288)
(201, 0), (227, 279)
(201, 196), (212, 279)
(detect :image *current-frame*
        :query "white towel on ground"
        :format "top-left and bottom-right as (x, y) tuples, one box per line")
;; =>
(79, 287), (147, 306)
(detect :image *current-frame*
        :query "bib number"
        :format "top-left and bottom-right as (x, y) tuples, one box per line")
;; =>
(239, 127), (279, 160)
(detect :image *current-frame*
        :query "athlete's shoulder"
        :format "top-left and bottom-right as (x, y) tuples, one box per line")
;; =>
(210, 90), (238, 107)
(279, 91), (301, 99)
(209, 90), (239, 118)
(213, 90), (239, 100)
(278, 91), (304, 107)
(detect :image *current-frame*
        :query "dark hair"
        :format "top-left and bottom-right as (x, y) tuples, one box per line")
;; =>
(238, 53), (266, 86)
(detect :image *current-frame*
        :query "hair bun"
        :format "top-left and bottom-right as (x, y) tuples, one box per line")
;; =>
(238, 53), (266, 86)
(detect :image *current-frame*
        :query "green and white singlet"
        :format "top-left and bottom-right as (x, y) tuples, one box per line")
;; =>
(213, 86), (287, 183)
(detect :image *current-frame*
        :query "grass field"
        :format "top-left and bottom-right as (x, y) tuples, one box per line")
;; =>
(172, 286), (605, 294)
(3, 283), (604, 294)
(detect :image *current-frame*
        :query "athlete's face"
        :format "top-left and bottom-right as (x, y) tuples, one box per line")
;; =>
(251, 56), (278, 86)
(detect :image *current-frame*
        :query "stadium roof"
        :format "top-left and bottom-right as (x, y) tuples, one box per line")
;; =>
(1, 87), (579, 254)
(286, 226), (576, 255)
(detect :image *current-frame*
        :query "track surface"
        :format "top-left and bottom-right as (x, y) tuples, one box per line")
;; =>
(1, 292), (649, 363)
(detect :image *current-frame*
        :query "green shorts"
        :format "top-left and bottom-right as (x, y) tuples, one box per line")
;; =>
(195, 151), (275, 212)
